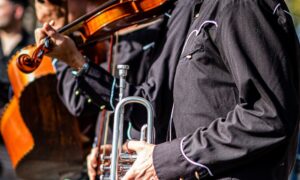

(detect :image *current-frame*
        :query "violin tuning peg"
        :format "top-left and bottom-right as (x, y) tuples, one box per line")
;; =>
(44, 37), (53, 50)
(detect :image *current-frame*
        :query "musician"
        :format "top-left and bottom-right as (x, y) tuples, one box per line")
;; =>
(34, 1), (100, 179)
(34, 0), (99, 153)
(34, 0), (300, 179)
(0, 0), (33, 109)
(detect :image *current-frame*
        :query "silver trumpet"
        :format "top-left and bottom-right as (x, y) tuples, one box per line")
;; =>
(99, 65), (155, 180)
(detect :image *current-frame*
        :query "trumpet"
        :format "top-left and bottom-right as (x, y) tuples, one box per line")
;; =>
(99, 65), (154, 180)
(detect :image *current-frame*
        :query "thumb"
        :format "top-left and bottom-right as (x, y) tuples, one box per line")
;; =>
(122, 166), (135, 180)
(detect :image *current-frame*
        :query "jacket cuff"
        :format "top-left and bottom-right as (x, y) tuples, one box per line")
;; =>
(153, 138), (183, 179)
(152, 138), (191, 179)
(153, 138), (212, 179)
(77, 63), (117, 109)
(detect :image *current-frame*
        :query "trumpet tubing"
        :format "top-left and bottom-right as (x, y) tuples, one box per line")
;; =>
(110, 96), (154, 180)
(98, 65), (155, 180)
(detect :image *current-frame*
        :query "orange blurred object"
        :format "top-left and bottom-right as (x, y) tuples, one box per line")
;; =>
(8, 45), (55, 98)
(0, 46), (83, 179)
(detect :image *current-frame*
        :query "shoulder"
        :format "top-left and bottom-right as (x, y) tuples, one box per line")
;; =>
(213, 0), (285, 16)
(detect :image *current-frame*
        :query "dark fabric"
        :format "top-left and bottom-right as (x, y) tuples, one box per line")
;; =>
(62, 0), (300, 179)
(0, 29), (33, 108)
(76, 0), (196, 144)
(55, 16), (166, 143)
(154, 0), (300, 179)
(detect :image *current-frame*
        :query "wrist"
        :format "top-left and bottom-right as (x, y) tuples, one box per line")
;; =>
(72, 56), (90, 77)
(71, 52), (86, 69)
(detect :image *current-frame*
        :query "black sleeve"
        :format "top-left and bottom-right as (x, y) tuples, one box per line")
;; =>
(55, 60), (99, 117)
(153, 1), (300, 179)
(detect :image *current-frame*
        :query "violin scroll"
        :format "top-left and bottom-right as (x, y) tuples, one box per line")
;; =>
(17, 38), (52, 73)
(17, 54), (41, 74)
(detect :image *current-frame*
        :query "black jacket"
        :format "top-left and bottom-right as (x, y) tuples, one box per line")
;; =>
(75, 0), (196, 144)
(62, 0), (300, 179)
(154, 0), (300, 179)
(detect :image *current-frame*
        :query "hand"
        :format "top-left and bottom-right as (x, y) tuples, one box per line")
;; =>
(87, 147), (99, 180)
(87, 145), (112, 180)
(122, 141), (158, 180)
(34, 22), (85, 69)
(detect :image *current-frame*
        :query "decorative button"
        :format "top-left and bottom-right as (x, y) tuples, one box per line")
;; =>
(75, 90), (80, 96)
(195, 13), (200, 18)
(87, 98), (92, 103)
(186, 54), (192, 59)
(100, 105), (106, 110)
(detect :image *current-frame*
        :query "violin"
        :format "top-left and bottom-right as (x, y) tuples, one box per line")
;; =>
(17, 0), (169, 73)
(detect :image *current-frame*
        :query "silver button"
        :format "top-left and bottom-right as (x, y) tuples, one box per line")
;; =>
(186, 54), (192, 59)
(75, 90), (80, 96)
(195, 13), (200, 18)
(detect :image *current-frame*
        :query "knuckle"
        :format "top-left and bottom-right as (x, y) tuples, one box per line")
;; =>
(34, 29), (40, 35)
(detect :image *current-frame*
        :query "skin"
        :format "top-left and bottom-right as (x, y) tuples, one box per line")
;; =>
(122, 141), (158, 180)
(86, 145), (112, 180)
(34, 0), (101, 69)
(35, 21), (85, 69)
(86, 141), (158, 180)
(0, 0), (15, 29)
(34, 0), (67, 30)
(0, 0), (24, 55)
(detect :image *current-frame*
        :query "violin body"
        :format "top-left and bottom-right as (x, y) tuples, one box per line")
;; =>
(79, 0), (168, 42)
(1, 46), (84, 179)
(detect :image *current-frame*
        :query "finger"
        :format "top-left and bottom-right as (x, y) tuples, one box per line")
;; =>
(87, 154), (97, 171)
(42, 23), (64, 44)
(124, 141), (146, 153)
(122, 141), (134, 154)
(34, 28), (48, 46)
(122, 166), (136, 180)
(49, 20), (55, 26)
(88, 166), (97, 179)
(90, 148), (99, 168)
(89, 172), (96, 180)
(87, 155), (97, 180)
(91, 157), (98, 168)
(100, 144), (112, 154)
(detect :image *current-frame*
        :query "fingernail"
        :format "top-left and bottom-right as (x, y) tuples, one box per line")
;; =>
(49, 20), (55, 26)
(43, 22), (48, 28)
